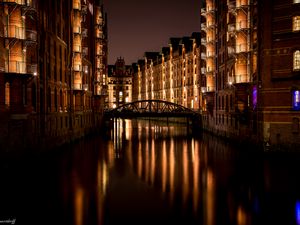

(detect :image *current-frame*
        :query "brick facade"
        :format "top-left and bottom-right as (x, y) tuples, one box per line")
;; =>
(0, 0), (108, 154)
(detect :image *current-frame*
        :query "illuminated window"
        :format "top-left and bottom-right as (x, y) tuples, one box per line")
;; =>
(293, 90), (300, 110)
(293, 16), (300, 31)
(294, 51), (300, 70)
(252, 85), (257, 109)
(5, 82), (10, 106)
(294, 0), (300, 3)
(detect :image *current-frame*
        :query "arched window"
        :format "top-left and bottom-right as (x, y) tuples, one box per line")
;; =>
(294, 50), (300, 70)
(5, 82), (10, 106)
(293, 16), (300, 31)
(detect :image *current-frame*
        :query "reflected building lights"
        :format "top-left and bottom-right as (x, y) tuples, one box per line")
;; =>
(145, 140), (150, 183)
(107, 140), (115, 168)
(97, 160), (108, 225)
(162, 140), (167, 194)
(113, 118), (210, 221)
(74, 187), (84, 225)
(102, 163), (108, 196)
(125, 119), (131, 140)
(193, 140), (200, 214)
(237, 205), (248, 225)
(182, 141), (189, 207)
(169, 138), (175, 205)
(138, 142), (143, 178)
(150, 139), (156, 186)
(206, 169), (215, 225)
(138, 120), (142, 140)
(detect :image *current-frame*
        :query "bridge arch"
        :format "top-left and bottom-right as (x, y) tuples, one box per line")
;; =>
(104, 100), (202, 130)
(106, 100), (198, 116)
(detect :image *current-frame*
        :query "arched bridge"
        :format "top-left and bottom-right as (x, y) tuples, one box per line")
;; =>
(104, 100), (201, 120)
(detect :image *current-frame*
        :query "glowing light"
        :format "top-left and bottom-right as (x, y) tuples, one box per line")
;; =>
(293, 90), (300, 110)
(296, 201), (300, 225)
(253, 85), (257, 109)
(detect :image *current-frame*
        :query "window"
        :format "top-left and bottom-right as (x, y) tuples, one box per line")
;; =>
(294, 50), (300, 70)
(294, 0), (300, 3)
(293, 90), (300, 110)
(252, 85), (257, 109)
(293, 16), (300, 31)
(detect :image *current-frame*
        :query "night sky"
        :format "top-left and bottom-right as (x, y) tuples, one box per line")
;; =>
(103, 0), (201, 65)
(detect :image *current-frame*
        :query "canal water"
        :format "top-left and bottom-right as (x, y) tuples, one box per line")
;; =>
(1, 118), (300, 225)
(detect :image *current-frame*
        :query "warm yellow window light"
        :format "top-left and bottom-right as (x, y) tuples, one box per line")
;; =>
(294, 50), (300, 70)
(293, 16), (300, 31)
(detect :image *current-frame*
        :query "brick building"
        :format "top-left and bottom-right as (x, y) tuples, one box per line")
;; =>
(133, 33), (201, 110)
(258, 0), (300, 148)
(131, 0), (300, 149)
(0, 0), (108, 153)
(200, 0), (300, 149)
(107, 57), (133, 109)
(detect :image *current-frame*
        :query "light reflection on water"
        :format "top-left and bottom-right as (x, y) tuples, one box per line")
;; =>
(107, 118), (225, 224)
(2, 118), (300, 225)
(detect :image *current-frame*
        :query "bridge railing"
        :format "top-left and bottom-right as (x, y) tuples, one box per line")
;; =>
(104, 100), (201, 117)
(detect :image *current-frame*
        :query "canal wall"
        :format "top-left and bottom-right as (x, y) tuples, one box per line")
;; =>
(201, 113), (300, 152)
(0, 111), (104, 158)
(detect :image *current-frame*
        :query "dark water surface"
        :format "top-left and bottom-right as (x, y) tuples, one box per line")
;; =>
(1, 119), (300, 225)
